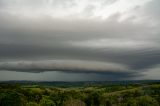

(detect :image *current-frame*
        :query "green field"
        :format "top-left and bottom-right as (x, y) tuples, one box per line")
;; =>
(0, 81), (160, 106)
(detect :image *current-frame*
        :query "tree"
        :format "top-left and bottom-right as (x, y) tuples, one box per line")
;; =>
(85, 92), (101, 106)
(0, 91), (26, 106)
(40, 96), (56, 106)
(137, 95), (159, 106)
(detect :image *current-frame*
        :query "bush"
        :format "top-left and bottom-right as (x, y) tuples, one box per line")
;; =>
(26, 102), (39, 106)
(64, 99), (85, 106)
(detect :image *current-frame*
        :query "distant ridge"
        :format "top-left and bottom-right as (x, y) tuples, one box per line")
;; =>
(0, 80), (160, 87)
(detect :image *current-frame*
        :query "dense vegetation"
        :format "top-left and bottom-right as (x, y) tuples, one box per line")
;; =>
(0, 81), (160, 106)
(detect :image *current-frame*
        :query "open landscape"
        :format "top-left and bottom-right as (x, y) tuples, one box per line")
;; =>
(0, 0), (160, 106)
(0, 80), (160, 106)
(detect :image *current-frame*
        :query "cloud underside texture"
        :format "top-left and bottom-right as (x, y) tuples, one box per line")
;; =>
(0, 0), (160, 80)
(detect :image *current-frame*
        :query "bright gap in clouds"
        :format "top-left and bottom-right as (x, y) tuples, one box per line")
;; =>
(70, 38), (158, 49)
(0, 0), (151, 20)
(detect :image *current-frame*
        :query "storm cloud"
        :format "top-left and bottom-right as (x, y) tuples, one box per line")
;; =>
(0, 60), (130, 73)
(0, 0), (160, 80)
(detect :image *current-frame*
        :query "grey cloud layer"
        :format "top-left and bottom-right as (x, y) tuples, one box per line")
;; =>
(0, 0), (160, 80)
(0, 60), (130, 73)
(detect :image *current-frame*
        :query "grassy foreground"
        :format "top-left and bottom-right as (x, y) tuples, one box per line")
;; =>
(0, 81), (160, 106)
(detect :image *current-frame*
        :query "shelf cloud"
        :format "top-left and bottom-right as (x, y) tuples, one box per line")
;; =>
(0, 60), (130, 73)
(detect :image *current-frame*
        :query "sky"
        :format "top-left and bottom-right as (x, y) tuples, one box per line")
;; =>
(0, 0), (160, 81)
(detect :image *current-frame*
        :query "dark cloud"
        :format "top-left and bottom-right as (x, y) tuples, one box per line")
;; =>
(0, 0), (159, 80)
(0, 60), (130, 73)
